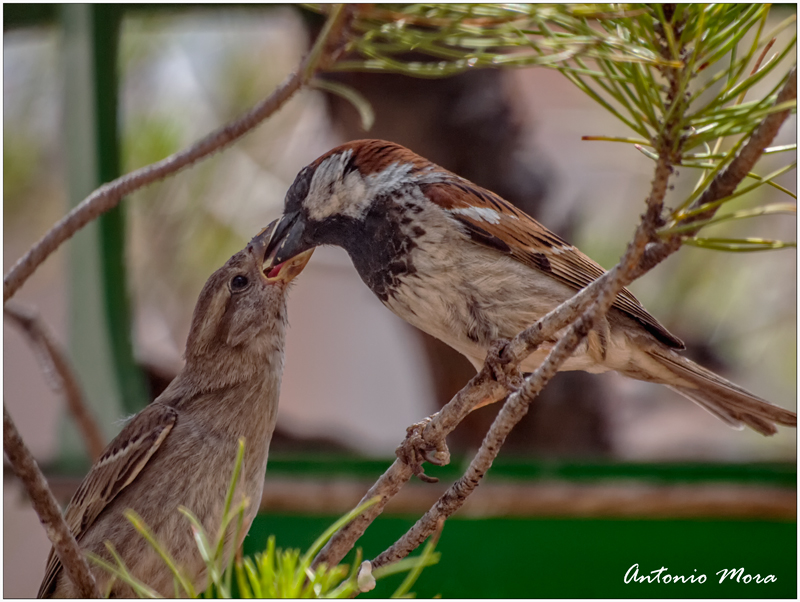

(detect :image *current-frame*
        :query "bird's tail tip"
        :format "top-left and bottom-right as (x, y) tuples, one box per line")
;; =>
(648, 349), (796, 436)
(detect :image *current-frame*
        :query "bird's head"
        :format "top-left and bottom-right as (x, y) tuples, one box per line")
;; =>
(185, 222), (313, 368)
(263, 140), (441, 269)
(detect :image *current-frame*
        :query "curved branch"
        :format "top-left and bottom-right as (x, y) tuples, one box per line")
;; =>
(311, 380), (498, 569)
(4, 405), (100, 598)
(3, 4), (354, 304)
(5, 303), (106, 461)
(694, 68), (796, 216)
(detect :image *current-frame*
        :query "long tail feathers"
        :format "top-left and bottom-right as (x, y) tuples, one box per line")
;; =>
(647, 349), (796, 436)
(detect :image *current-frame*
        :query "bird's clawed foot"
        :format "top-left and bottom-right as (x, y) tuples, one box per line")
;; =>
(483, 338), (524, 392)
(395, 417), (450, 483)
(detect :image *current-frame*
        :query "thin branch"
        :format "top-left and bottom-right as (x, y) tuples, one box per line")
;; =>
(692, 71), (795, 214)
(2, 4), (355, 304)
(313, 261), (630, 569)
(312, 367), (509, 568)
(5, 303), (105, 461)
(3, 405), (100, 598)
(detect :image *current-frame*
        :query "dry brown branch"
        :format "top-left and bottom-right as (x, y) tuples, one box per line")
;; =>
(2, 4), (355, 305)
(5, 303), (105, 461)
(694, 68), (797, 213)
(3, 405), (100, 598)
(312, 241), (638, 568)
(311, 273), (616, 568)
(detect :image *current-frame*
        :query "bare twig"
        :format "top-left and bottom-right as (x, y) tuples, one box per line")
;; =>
(5, 303), (105, 461)
(693, 72), (795, 207)
(2, 4), (354, 304)
(312, 369), (510, 567)
(3, 405), (100, 598)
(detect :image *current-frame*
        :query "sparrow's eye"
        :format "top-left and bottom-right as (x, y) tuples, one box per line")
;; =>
(230, 275), (249, 291)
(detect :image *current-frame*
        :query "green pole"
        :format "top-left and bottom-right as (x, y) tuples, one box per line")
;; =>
(59, 4), (148, 468)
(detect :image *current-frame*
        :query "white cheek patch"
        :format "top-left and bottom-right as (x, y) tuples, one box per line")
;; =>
(305, 151), (369, 221)
(448, 206), (510, 225)
(333, 171), (369, 219)
(304, 153), (419, 222)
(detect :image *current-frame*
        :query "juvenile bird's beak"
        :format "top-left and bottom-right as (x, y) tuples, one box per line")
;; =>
(266, 248), (314, 284)
(262, 212), (312, 270)
(249, 220), (314, 284)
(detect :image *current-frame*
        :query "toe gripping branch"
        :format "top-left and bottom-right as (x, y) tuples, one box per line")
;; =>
(395, 340), (522, 483)
(395, 417), (450, 483)
(483, 338), (524, 393)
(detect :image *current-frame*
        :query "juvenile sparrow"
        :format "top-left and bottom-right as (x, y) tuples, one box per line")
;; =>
(263, 139), (796, 436)
(38, 227), (312, 598)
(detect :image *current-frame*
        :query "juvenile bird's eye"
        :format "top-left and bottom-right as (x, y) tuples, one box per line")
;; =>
(230, 275), (249, 291)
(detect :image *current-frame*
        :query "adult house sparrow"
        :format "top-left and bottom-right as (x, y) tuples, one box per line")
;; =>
(263, 139), (796, 436)
(38, 228), (312, 598)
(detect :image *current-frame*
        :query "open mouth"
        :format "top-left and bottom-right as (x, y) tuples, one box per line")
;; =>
(265, 262), (285, 279)
(250, 218), (314, 284)
(262, 248), (314, 284)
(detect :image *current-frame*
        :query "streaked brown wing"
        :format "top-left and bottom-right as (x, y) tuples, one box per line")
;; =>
(37, 403), (178, 598)
(424, 179), (684, 349)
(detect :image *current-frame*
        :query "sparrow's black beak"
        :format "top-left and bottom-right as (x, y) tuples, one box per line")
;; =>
(262, 211), (312, 270)
(249, 217), (314, 283)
